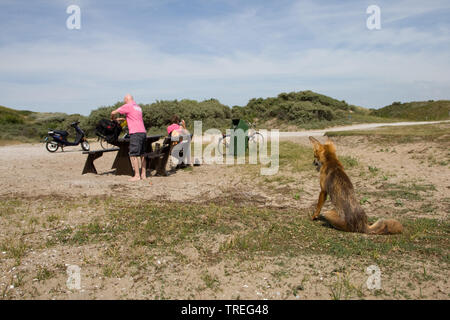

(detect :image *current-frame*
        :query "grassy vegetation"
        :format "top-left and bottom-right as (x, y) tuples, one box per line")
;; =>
(277, 141), (313, 172)
(326, 123), (450, 143)
(35, 266), (55, 282)
(0, 105), (86, 142)
(84, 98), (232, 137)
(83, 91), (390, 136)
(1, 90), (415, 143)
(1, 195), (448, 302)
(253, 141), (358, 182)
(371, 100), (450, 121)
(231, 90), (392, 130)
(0, 105), (28, 124)
(359, 182), (438, 211)
(2, 197), (447, 269)
(1, 127), (449, 298)
(1, 115), (449, 299)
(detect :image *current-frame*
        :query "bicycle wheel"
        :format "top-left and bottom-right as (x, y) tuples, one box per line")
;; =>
(217, 135), (230, 155)
(248, 132), (264, 147)
(100, 137), (112, 150)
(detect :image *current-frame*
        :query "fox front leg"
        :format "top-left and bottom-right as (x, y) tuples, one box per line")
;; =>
(312, 191), (327, 220)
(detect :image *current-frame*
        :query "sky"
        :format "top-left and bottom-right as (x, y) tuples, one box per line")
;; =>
(0, 0), (449, 115)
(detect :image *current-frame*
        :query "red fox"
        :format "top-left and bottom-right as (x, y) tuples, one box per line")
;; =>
(309, 137), (403, 235)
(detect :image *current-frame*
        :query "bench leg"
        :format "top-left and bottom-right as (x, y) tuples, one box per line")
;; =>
(155, 145), (171, 176)
(111, 155), (119, 170)
(112, 150), (134, 176)
(82, 153), (103, 175)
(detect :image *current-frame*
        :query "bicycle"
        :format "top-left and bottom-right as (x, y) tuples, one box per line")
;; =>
(98, 120), (129, 149)
(217, 122), (264, 155)
(247, 122), (264, 147)
(98, 135), (113, 150)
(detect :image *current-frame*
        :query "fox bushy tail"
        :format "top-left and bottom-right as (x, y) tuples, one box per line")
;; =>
(366, 219), (403, 235)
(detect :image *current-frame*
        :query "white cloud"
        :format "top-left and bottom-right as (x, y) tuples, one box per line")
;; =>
(0, 0), (449, 113)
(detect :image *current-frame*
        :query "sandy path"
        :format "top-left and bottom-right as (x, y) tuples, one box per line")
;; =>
(194, 120), (450, 143)
(0, 121), (448, 220)
(0, 140), (246, 202)
(279, 120), (450, 137)
(0, 120), (448, 205)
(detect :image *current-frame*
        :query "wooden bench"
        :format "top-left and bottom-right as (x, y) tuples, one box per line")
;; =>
(169, 133), (193, 168)
(144, 137), (172, 176)
(146, 133), (194, 175)
(82, 148), (120, 174)
(82, 135), (162, 176)
(81, 135), (177, 176)
(111, 135), (162, 176)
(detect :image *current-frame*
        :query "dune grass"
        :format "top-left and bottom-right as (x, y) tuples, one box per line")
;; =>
(371, 100), (450, 121)
(1, 196), (448, 269)
(326, 123), (450, 143)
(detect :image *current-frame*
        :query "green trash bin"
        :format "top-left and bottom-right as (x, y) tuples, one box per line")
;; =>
(230, 119), (249, 156)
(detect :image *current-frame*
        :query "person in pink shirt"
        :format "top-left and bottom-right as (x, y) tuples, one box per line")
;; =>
(167, 115), (191, 169)
(167, 115), (186, 136)
(111, 94), (147, 181)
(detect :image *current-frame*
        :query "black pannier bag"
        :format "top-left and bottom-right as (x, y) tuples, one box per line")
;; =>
(95, 119), (122, 144)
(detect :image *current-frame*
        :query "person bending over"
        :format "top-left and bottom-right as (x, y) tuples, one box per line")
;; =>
(167, 115), (191, 168)
(111, 94), (147, 181)
(167, 115), (186, 137)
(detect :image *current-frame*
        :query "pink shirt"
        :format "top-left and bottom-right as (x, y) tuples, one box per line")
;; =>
(167, 123), (181, 135)
(116, 101), (146, 134)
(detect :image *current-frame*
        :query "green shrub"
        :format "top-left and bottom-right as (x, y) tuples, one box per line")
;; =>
(371, 100), (450, 121)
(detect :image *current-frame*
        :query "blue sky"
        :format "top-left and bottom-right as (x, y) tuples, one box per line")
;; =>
(0, 0), (449, 115)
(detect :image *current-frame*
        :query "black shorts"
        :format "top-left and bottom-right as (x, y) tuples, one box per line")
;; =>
(129, 132), (146, 156)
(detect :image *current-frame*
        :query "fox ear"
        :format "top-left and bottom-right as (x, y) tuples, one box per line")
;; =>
(309, 136), (321, 145)
(309, 136), (322, 151)
(325, 137), (335, 146)
(324, 138), (336, 153)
